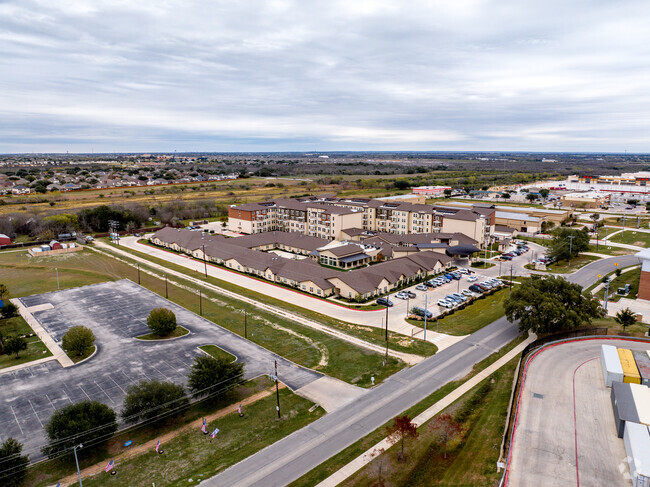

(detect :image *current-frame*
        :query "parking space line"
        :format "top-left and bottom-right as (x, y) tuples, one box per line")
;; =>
(45, 394), (57, 410)
(94, 381), (113, 403)
(109, 376), (126, 394)
(10, 406), (23, 435)
(79, 385), (92, 401)
(61, 388), (74, 404)
(28, 400), (44, 428)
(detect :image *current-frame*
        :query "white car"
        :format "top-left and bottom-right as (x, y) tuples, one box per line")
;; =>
(462, 289), (475, 297)
(394, 291), (409, 300)
(467, 276), (478, 282)
(437, 298), (454, 308)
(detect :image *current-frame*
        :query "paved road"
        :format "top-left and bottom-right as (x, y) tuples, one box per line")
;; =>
(506, 339), (648, 487)
(567, 254), (640, 288)
(204, 316), (520, 486)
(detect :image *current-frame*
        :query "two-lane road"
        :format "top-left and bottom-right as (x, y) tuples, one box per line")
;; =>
(205, 317), (520, 486)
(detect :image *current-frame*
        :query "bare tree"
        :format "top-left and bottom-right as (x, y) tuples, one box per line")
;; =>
(428, 413), (462, 459)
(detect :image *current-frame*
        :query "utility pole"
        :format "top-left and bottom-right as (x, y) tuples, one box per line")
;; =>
(137, 263), (140, 284)
(244, 309), (247, 338)
(384, 305), (389, 362)
(568, 235), (575, 267)
(202, 244), (208, 278)
(509, 265), (513, 297)
(604, 278), (610, 310)
(622, 213), (626, 233)
(56, 268), (60, 290)
(423, 295), (428, 341)
(274, 360), (281, 418)
(73, 443), (83, 486)
(164, 275), (168, 299)
(199, 289), (202, 316)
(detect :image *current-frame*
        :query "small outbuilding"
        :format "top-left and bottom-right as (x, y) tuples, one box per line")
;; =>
(49, 240), (62, 250)
(633, 350), (650, 387)
(601, 344), (624, 387)
(0, 233), (11, 246)
(623, 422), (650, 486)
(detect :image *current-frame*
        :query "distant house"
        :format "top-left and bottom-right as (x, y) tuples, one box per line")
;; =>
(63, 183), (82, 191)
(11, 185), (31, 195)
(0, 234), (11, 246)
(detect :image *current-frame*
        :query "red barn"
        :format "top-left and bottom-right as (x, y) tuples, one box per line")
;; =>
(0, 234), (11, 246)
(49, 240), (62, 250)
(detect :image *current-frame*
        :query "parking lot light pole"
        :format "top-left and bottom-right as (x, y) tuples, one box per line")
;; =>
(202, 245), (208, 278)
(56, 268), (60, 290)
(199, 289), (202, 316)
(73, 443), (84, 486)
(423, 295), (428, 341)
(137, 263), (140, 284)
(164, 275), (168, 299)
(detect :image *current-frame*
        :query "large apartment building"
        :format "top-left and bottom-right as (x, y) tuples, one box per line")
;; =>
(228, 196), (495, 246)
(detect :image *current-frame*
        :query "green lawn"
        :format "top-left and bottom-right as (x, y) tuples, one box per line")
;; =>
(0, 249), (406, 387)
(110, 242), (438, 357)
(199, 344), (237, 362)
(136, 326), (190, 340)
(407, 289), (508, 336)
(594, 267), (641, 302)
(342, 356), (519, 486)
(68, 345), (97, 364)
(0, 315), (52, 369)
(592, 316), (649, 337)
(81, 388), (324, 487)
(609, 230), (650, 247)
(524, 254), (600, 274)
(586, 243), (636, 256)
(290, 334), (527, 487)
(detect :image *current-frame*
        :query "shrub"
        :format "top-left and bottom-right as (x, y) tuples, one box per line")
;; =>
(187, 355), (244, 399)
(147, 308), (177, 336)
(42, 401), (117, 458)
(122, 380), (189, 424)
(4, 336), (26, 357)
(0, 438), (29, 486)
(62, 326), (95, 356)
(0, 302), (18, 319)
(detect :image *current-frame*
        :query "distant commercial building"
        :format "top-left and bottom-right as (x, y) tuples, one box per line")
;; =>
(636, 248), (650, 301)
(560, 191), (610, 209)
(411, 185), (452, 196)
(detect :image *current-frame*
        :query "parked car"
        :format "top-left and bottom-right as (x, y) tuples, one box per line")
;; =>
(456, 268), (469, 274)
(446, 295), (462, 304)
(462, 289), (475, 297)
(467, 276), (478, 282)
(502, 255), (513, 261)
(426, 280), (438, 288)
(437, 298), (454, 308)
(394, 291), (409, 300)
(444, 274), (454, 280)
(415, 283), (428, 291)
(469, 284), (484, 293)
(406, 291), (416, 299)
(451, 292), (467, 302)
(411, 306), (433, 319)
(450, 273), (462, 280)
(477, 283), (491, 291)
(376, 297), (393, 307)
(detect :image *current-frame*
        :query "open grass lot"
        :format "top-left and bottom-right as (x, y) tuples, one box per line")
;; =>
(407, 289), (508, 336)
(342, 356), (518, 487)
(80, 388), (324, 487)
(136, 326), (190, 340)
(609, 230), (650, 247)
(0, 248), (406, 387)
(592, 316), (649, 337)
(199, 344), (237, 362)
(594, 267), (641, 302)
(114, 242), (438, 357)
(290, 335), (527, 487)
(587, 243), (636, 256)
(0, 315), (52, 369)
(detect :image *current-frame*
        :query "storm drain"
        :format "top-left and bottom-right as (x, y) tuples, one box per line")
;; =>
(533, 393), (544, 399)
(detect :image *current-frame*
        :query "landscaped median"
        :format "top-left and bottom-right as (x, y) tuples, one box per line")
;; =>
(407, 288), (509, 336)
(523, 254), (600, 274)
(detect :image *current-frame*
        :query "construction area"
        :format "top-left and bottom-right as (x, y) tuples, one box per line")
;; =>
(505, 339), (650, 487)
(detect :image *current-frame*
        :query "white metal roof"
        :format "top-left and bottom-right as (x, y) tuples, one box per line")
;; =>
(624, 421), (650, 478)
(630, 383), (650, 426)
(495, 211), (540, 222)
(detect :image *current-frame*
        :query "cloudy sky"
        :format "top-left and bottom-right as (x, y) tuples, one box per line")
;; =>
(1, 0), (649, 153)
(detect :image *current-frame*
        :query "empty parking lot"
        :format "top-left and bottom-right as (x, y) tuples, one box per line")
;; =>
(0, 280), (321, 460)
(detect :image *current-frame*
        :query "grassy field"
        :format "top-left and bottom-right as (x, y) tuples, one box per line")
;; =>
(592, 316), (649, 337)
(67, 345), (96, 364)
(524, 254), (600, 274)
(0, 249), (406, 387)
(0, 315), (52, 369)
(111, 242), (438, 357)
(79, 388), (324, 487)
(594, 267), (641, 302)
(587, 243), (636, 256)
(199, 344), (237, 362)
(289, 334), (527, 487)
(609, 230), (650, 247)
(136, 326), (190, 340)
(408, 289), (508, 336)
(342, 356), (519, 486)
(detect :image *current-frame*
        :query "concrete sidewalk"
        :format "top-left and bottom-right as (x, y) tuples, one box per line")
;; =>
(314, 335), (535, 487)
(11, 298), (74, 368)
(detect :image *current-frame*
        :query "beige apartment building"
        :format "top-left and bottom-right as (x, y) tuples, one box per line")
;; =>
(228, 196), (496, 246)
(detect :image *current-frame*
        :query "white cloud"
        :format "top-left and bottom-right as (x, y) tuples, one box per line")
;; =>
(0, 0), (649, 152)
